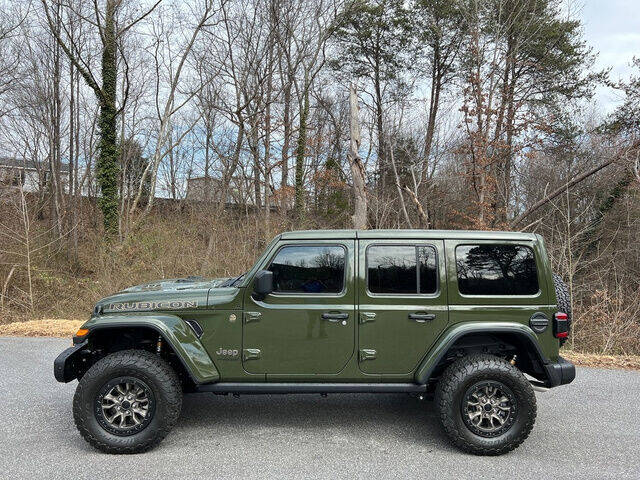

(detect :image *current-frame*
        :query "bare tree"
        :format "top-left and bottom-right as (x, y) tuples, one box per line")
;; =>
(348, 83), (367, 229)
(41, 0), (162, 235)
(128, 0), (222, 227)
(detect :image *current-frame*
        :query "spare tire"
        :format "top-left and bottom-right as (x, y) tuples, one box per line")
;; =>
(552, 273), (572, 345)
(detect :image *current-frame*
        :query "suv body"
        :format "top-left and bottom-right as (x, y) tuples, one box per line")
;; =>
(55, 230), (575, 454)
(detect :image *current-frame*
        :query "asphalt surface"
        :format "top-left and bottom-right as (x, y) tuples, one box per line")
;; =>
(0, 337), (638, 480)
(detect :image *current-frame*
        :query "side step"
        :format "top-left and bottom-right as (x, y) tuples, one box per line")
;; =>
(195, 382), (427, 394)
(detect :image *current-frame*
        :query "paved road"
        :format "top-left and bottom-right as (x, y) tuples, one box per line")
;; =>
(0, 338), (638, 480)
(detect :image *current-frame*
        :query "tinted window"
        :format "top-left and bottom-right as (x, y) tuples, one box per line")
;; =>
(456, 245), (539, 295)
(367, 245), (438, 294)
(268, 245), (345, 294)
(418, 246), (438, 294)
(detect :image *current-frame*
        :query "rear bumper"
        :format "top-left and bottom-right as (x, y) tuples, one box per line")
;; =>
(54, 341), (88, 383)
(543, 355), (576, 388)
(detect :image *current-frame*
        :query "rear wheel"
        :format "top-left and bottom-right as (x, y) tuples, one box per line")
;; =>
(73, 349), (182, 454)
(435, 354), (536, 455)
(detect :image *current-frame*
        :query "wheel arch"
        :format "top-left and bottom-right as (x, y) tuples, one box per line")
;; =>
(74, 314), (219, 385)
(414, 322), (550, 385)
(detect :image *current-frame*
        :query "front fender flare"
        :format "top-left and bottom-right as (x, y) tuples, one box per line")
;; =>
(414, 322), (549, 384)
(82, 314), (219, 384)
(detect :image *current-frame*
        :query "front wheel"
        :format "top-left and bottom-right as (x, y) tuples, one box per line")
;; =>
(73, 349), (182, 454)
(435, 354), (537, 455)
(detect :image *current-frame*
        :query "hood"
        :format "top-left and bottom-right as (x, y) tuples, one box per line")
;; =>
(94, 275), (242, 315)
(119, 276), (234, 293)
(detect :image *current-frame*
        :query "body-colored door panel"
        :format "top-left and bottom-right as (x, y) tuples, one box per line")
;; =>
(242, 240), (356, 375)
(444, 239), (555, 357)
(357, 239), (449, 374)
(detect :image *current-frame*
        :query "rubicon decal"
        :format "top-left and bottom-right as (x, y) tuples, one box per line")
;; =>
(105, 300), (199, 312)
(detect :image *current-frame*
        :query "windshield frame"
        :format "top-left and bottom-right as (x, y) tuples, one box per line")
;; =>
(234, 234), (281, 288)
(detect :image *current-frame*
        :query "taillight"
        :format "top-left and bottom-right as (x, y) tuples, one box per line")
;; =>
(553, 312), (569, 339)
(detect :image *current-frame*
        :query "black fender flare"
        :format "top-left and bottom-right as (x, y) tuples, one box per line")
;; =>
(414, 322), (550, 384)
(54, 314), (219, 384)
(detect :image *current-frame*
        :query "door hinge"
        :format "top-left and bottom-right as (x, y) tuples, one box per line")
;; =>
(244, 311), (262, 323)
(243, 348), (261, 361)
(359, 349), (377, 361)
(359, 312), (376, 324)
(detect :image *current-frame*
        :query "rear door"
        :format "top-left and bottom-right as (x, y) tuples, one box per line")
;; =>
(357, 239), (448, 375)
(242, 240), (355, 376)
(446, 239), (554, 351)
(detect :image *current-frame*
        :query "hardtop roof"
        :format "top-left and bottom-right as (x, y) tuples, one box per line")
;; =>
(280, 229), (537, 242)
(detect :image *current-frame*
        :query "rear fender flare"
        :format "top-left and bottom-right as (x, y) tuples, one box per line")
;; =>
(414, 322), (549, 384)
(82, 314), (219, 384)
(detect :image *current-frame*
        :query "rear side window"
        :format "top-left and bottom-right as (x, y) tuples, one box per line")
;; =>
(367, 245), (438, 294)
(455, 244), (539, 296)
(268, 245), (345, 294)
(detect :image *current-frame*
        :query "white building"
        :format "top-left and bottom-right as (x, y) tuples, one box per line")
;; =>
(0, 157), (70, 193)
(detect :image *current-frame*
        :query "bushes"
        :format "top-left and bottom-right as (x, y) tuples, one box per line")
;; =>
(1, 199), (638, 356)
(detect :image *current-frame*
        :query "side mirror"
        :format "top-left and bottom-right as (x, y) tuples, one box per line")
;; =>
(252, 270), (273, 299)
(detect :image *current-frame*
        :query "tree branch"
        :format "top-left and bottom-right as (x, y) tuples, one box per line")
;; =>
(510, 157), (616, 229)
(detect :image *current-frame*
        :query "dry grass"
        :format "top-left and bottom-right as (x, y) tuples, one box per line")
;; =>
(1, 203), (639, 361)
(0, 319), (83, 337)
(562, 350), (640, 370)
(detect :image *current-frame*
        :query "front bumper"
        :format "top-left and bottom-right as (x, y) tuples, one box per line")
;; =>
(543, 355), (576, 387)
(53, 341), (88, 383)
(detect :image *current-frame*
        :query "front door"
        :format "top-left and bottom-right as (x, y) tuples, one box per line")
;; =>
(357, 239), (448, 375)
(242, 240), (355, 376)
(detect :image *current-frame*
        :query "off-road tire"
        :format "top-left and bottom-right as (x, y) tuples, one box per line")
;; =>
(435, 354), (537, 456)
(73, 349), (182, 454)
(553, 273), (572, 345)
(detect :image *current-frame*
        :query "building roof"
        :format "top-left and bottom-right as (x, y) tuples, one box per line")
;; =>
(280, 229), (537, 241)
(0, 157), (71, 172)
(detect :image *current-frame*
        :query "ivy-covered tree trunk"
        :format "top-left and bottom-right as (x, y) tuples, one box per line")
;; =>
(294, 88), (309, 219)
(96, 0), (119, 235)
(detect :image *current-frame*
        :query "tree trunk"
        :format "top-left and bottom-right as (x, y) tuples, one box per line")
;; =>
(294, 87), (309, 219)
(68, 48), (78, 261)
(348, 83), (367, 230)
(422, 45), (441, 172)
(50, 3), (63, 239)
(389, 139), (412, 228)
(373, 61), (385, 177)
(281, 77), (291, 191)
(96, 0), (120, 235)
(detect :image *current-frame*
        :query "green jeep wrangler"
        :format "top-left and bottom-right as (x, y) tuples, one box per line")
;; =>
(54, 229), (575, 455)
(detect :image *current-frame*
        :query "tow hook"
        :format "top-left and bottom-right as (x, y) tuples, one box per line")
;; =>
(510, 354), (518, 366)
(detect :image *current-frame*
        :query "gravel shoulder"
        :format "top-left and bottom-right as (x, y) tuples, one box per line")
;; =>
(0, 337), (639, 480)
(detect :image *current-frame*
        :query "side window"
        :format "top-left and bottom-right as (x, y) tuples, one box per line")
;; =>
(367, 245), (438, 294)
(455, 244), (539, 295)
(267, 245), (345, 294)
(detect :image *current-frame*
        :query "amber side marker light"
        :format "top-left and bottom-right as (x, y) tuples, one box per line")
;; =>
(72, 328), (89, 345)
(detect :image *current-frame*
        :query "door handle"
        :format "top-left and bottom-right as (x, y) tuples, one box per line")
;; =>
(409, 312), (436, 323)
(321, 312), (349, 322)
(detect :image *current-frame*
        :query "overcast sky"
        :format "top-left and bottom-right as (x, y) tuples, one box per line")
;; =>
(579, 0), (639, 113)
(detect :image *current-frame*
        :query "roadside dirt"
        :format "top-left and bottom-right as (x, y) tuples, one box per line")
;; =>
(0, 319), (83, 338)
(561, 350), (640, 371)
